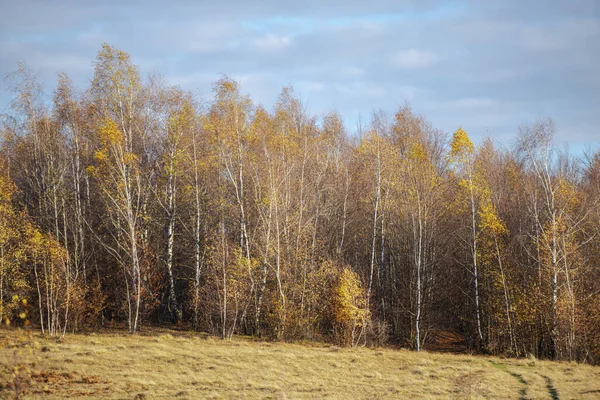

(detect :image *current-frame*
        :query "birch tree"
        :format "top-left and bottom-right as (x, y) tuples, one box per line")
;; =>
(89, 44), (146, 332)
(449, 127), (485, 347)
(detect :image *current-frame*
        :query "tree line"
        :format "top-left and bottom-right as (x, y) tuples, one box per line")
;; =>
(1, 44), (599, 363)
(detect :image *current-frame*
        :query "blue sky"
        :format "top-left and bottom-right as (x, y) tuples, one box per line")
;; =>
(1, 0), (598, 149)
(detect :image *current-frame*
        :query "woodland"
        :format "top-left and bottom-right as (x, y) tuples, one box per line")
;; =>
(1, 43), (599, 365)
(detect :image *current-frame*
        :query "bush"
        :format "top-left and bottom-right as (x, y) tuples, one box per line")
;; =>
(331, 268), (369, 347)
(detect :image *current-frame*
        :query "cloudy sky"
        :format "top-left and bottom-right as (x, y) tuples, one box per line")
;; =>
(1, 0), (598, 148)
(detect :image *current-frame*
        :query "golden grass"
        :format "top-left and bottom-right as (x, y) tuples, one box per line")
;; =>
(1, 328), (599, 399)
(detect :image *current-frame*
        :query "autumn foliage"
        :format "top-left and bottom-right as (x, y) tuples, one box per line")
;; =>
(1, 45), (600, 364)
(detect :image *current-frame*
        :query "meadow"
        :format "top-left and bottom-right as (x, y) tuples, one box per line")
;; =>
(2, 328), (599, 399)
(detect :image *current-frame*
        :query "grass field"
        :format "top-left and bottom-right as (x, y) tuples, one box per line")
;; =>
(1, 328), (599, 399)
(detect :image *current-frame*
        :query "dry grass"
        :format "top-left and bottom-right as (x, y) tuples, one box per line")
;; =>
(1, 328), (599, 399)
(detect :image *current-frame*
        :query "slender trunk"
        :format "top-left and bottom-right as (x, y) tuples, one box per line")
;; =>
(274, 186), (286, 339)
(62, 257), (70, 337)
(337, 167), (349, 256)
(310, 177), (322, 265)
(123, 127), (141, 333)
(379, 190), (387, 320)
(367, 145), (381, 310)
(550, 212), (558, 357)
(495, 237), (517, 355)
(192, 132), (202, 329)
(131, 222), (141, 333)
(296, 135), (308, 255)
(165, 157), (180, 323)
(256, 198), (272, 335)
(33, 253), (45, 334)
(562, 235), (576, 361)
(470, 186), (483, 346)
(236, 132), (254, 297)
(43, 256), (51, 334)
(415, 192), (423, 352)
(221, 220), (227, 339)
(73, 133), (87, 283)
(193, 207), (202, 329)
(124, 256), (132, 332)
(125, 174), (141, 333)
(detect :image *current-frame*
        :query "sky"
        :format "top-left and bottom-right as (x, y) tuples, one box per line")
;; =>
(1, 0), (599, 149)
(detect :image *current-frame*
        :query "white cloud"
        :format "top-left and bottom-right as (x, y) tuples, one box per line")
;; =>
(0, 1), (599, 145)
(391, 49), (440, 69)
(522, 20), (600, 52)
(166, 71), (217, 88)
(296, 80), (325, 94)
(340, 66), (365, 78)
(252, 34), (292, 52)
(446, 97), (495, 110)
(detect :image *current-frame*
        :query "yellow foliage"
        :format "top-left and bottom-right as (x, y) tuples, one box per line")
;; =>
(330, 268), (369, 346)
(332, 268), (368, 325)
(449, 127), (474, 162)
(556, 178), (581, 211)
(478, 199), (507, 236)
(98, 117), (124, 146)
(94, 150), (107, 162)
(408, 141), (428, 162)
(123, 152), (138, 165)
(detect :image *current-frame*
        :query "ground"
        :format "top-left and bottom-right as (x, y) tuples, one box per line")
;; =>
(1, 328), (599, 399)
